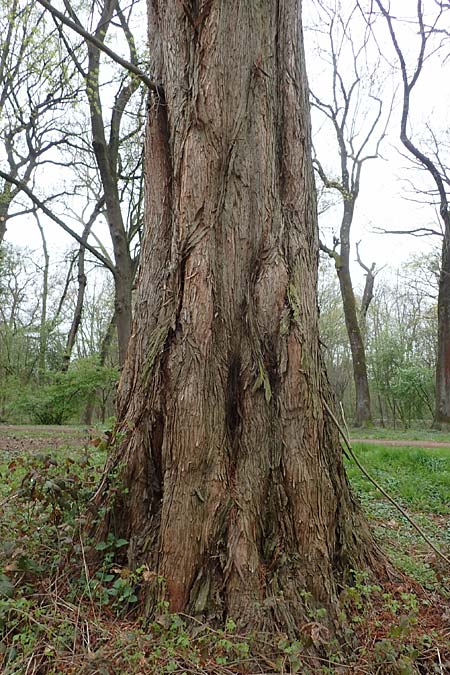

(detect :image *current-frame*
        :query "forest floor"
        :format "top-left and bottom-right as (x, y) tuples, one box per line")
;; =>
(0, 424), (449, 673)
(0, 425), (90, 453)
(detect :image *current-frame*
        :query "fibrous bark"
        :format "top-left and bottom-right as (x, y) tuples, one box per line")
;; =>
(91, 0), (385, 635)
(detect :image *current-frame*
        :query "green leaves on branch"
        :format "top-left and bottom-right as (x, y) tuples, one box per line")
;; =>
(14, 358), (119, 425)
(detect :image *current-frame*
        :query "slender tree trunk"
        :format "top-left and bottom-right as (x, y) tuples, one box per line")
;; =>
(0, 195), (10, 244)
(86, 1), (134, 366)
(357, 244), (376, 342)
(337, 266), (372, 427)
(90, 120), (133, 365)
(91, 0), (386, 635)
(434, 234), (450, 427)
(61, 203), (102, 372)
(35, 215), (49, 380)
(61, 251), (87, 373)
(321, 209), (372, 426)
(336, 205), (372, 427)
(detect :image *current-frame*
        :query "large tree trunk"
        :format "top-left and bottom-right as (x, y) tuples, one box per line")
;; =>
(92, 0), (385, 634)
(434, 234), (450, 427)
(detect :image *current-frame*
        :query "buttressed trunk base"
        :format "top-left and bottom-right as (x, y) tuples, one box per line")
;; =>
(91, 0), (386, 636)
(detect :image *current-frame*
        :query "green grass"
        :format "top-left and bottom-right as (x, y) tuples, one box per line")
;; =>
(347, 444), (450, 513)
(346, 443), (450, 589)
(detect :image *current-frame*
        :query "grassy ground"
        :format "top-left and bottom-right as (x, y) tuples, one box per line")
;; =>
(346, 443), (450, 590)
(0, 426), (449, 674)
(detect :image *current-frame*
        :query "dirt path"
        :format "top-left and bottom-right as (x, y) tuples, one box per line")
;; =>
(0, 425), (91, 453)
(352, 438), (450, 448)
(2, 424), (450, 453)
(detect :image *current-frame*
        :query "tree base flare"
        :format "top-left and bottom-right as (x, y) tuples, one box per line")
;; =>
(89, 414), (390, 641)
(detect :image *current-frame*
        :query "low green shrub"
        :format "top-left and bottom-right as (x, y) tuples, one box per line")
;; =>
(11, 358), (118, 424)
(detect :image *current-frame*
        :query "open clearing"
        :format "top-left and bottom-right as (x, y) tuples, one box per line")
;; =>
(0, 425), (91, 454)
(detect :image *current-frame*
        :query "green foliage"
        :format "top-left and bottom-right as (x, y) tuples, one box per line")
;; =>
(347, 443), (450, 514)
(369, 332), (434, 427)
(0, 440), (106, 672)
(12, 358), (118, 424)
(350, 425), (450, 442)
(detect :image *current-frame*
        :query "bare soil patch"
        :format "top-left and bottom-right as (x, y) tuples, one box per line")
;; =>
(352, 437), (450, 448)
(0, 424), (90, 454)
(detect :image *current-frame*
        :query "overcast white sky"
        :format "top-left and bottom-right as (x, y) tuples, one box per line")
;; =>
(3, 0), (447, 290)
(304, 0), (448, 285)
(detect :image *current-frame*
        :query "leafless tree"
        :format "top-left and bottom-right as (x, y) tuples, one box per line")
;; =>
(35, 0), (149, 364)
(0, 0), (81, 243)
(307, 0), (393, 425)
(374, 0), (450, 427)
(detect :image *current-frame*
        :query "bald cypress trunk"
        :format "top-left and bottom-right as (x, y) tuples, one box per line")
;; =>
(91, 0), (385, 633)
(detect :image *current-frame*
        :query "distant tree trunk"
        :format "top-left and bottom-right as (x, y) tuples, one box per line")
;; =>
(336, 208), (372, 427)
(323, 204), (372, 426)
(357, 242), (376, 341)
(0, 192), (11, 244)
(434, 235), (450, 427)
(91, 0), (386, 634)
(61, 201), (103, 372)
(87, 62), (133, 366)
(84, 0), (137, 366)
(374, 0), (450, 430)
(35, 215), (49, 380)
(61, 249), (87, 373)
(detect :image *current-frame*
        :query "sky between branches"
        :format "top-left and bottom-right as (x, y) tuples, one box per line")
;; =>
(3, 0), (447, 289)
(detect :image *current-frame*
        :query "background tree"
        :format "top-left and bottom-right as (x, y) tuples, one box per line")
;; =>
(0, 0), (79, 243)
(90, 0), (386, 634)
(318, 251), (438, 427)
(40, 0), (148, 364)
(374, 0), (450, 427)
(2, 0), (148, 366)
(318, 258), (353, 406)
(306, 0), (393, 426)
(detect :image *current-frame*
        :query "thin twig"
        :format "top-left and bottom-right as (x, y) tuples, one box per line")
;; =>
(35, 0), (159, 92)
(437, 646), (444, 675)
(0, 491), (18, 507)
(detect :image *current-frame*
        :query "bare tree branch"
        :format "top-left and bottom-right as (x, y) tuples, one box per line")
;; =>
(35, 0), (160, 92)
(0, 168), (114, 273)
